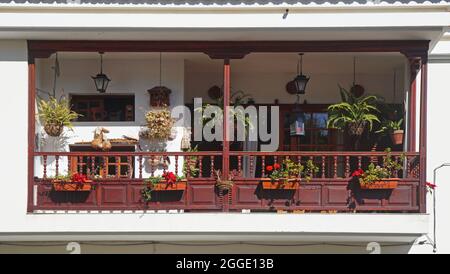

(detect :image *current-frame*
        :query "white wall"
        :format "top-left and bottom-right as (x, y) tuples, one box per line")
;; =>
(36, 56), (185, 177)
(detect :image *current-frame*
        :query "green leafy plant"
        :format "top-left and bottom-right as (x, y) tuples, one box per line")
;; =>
(38, 97), (80, 136)
(182, 145), (200, 178)
(375, 119), (403, 135)
(327, 86), (380, 136)
(141, 172), (185, 202)
(195, 90), (254, 133)
(351, 148), (404, 186)
(265, 158), (318, 183)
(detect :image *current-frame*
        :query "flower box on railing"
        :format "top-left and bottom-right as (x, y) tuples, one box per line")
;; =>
(260, 178), (300, 190)
(359, 178), (399, 190)
(52, 180), (93, 191)
(151, 180), (187, 191)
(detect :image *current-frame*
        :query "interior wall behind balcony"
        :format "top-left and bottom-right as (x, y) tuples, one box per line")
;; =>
(35, 56), (185, 177)
(184, 53), (406, 105)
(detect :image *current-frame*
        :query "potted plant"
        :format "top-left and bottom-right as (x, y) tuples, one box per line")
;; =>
(351, 148), (404, 189)
(51, 172), (93, 191)
(38, 97), (80, 137)
(376, 119), (404, 145)
(214, 169), (239, 192)
(141, 171), (186, 202)
(142, 106), (174, 140)
(262, 159), (318, 189)
(327, 86), (380, 137)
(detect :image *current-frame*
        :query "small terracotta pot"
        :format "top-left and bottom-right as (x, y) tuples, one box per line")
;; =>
(391, 130), (404, 145)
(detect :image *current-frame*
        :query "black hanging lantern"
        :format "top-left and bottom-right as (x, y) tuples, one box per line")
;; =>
(92, 52), (111, 93)
(286, 53), (310, 95)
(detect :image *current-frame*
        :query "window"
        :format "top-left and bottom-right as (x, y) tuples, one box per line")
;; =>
(71, 94), (135, 122)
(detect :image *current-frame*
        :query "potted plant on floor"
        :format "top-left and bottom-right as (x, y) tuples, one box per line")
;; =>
(351, 148), (404, 189)
(262, 158), (318, 189)
(141, 171), (186, 202)
(376, 118), (404, 145)
(51, 172), (93, 191)
(38, 97), (80, 137)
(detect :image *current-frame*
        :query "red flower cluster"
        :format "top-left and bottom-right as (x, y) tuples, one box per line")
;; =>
(426, 182), (437, 189)
(266, 163), (281, 172)
(71, 173), (89, 183)
(162, 171), (177, 184)
(351, 168), (364, 177)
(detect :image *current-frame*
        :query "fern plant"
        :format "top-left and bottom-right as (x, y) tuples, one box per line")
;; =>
(327, 86), (380, 136)
(38, 97), (80, 136)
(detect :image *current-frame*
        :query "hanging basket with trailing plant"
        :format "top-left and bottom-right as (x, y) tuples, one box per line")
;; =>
(143, 106), (174, 140)
(38, 97), (80, 137)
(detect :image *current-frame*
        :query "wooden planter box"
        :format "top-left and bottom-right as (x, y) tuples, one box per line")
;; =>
(360, 178), (399, 190)
(52, 180), (93, 192)
(261, 178), (300, 190)
(152, 181), (187, 191)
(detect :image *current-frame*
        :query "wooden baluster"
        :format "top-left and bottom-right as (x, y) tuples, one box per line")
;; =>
(358, 156), (362, 169)
(333, 156), (338, 178)
(43, 155), (47, 179)
(91, 156), (95, 177)
(102, 156), (107, 178)
(261, 156), (266, 177)
(250, 155), (254, 176)
(210, 156), (215, 178)
(309, 156), (314, 178)
(407, 156), (411, 179)
(297, 156), (302, 178)
(274, 156), (278, 165)
(127, 156), (132, 178)
(394, 156), (399, 177)
(175, 155), (179, 176)
(77, 156), (81, 173)
(67, 156), (71, 177)
(162, 155), (167, 173)
(237, 155), (242, 177)
(199, 156), (203, 178)
(150, 155), (155, 177)
(345, 156), (350, 178)
(55, 155), (59, 177)
(139, 155), (143, 179)
(321, 156), (326, 178)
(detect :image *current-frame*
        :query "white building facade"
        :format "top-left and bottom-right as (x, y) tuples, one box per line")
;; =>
(0, 1), (449, 254)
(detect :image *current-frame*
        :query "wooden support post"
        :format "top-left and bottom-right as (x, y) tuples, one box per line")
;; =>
(27, 58), (36, 213)
(419, 59), (428, 213)
(222, 59), (231, 212)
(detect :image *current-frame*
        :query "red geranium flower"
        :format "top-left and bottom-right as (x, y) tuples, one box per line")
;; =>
(163, 171), (177, 184)
(71, 173), (88, 183)
(266, 165), (273, 172)
(351, 168), (364, 177)
(426, 182), (437, 189)
(273, 163), (281, 170)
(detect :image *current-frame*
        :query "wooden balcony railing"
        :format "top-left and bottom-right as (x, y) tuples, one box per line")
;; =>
(31, 151), (421, 212)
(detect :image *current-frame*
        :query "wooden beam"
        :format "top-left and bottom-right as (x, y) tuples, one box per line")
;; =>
(419, 59), (428, 213)
(28, 40), (429, 58)
(27, 59), (36, 213)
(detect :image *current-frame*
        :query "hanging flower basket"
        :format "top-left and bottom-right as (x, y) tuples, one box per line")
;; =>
(360, 178), (399, 190)
(260, 178), (300, 190)
(215, 180), (234, 191)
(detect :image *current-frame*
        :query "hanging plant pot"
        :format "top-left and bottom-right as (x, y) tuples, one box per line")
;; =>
(261, 178), (300, 190)
(44, 123), (64, 137)
(390, 130), (404, 145)
(215, 180), (233, 191)
(52, 180), (93, 191)
(348, 122), (366, 136)
(360, 178), (399, 190)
